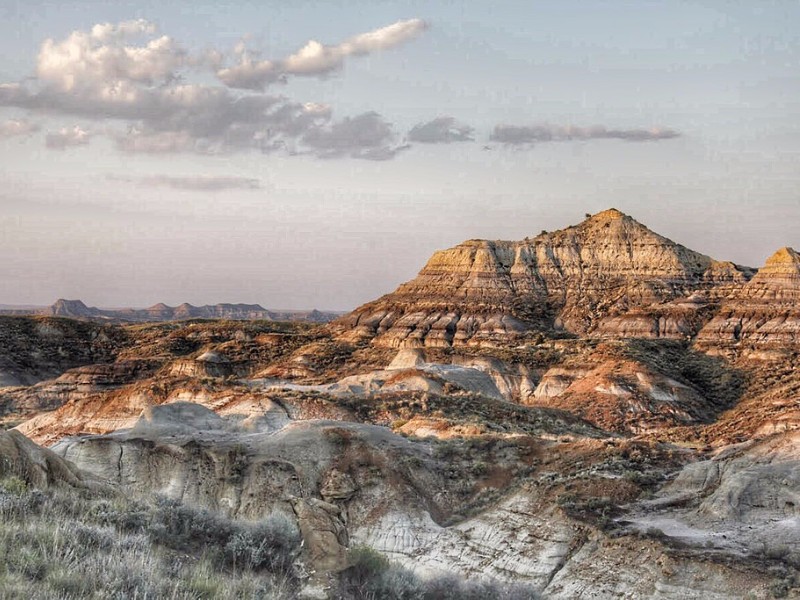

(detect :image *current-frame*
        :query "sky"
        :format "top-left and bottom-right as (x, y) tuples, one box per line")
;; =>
(0, 0), (798, 310)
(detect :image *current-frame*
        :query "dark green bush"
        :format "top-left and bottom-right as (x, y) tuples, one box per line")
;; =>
(337, 546), (540, 600)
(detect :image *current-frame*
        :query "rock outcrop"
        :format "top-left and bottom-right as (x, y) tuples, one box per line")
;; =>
(626, 430), (800, 562)
(41, 299), (99, 319)
(337, 209), (753, 347)
(1, 360), (159, 420)
(697, 247), (800, 358)
(528, 360), (711, 434)
(0, 428), (91, 489)
(48, 402), (775, 598)
(0, 316), (124, 388)
(169, 350), (234, 378)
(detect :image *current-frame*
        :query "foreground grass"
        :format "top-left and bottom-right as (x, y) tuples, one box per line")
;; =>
(0, 476), (298, 599)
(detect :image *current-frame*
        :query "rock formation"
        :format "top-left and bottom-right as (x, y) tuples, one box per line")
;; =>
(337, 209), (753, 347)
(0, 316), (124, 388)
(0, 428), (93, 489)
(45, 402), (776, 598)
(2, 209), (798, 599)
(696, 247), (800, 358)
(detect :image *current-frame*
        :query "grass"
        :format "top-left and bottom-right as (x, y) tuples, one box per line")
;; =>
(0, 474), (546, 599)
(0, 477), (300, 599)
(336, 546), (541, 600)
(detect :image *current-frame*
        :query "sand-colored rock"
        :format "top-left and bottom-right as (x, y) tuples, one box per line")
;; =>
(697, 247), (800, 356)
(528, 360), (713, 434)
(337, 209), (753, 347)
(0, 429), (89, 489)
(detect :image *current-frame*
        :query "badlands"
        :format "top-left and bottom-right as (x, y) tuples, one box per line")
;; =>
(1, 209), (798, 599)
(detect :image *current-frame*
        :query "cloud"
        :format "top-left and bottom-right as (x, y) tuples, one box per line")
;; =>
(0, 118), (39, 138)
(217, 18), (427, 90)
(0, 21), (417, 160)
(45, 125), (92, 149)
(37, 19), (186, 91)
(0, 20), (687, 163)
(110, 174), (261, 191)
(108, 97), (334, 155)
(301, 111), (406, 160)
(490, 124), (680, 145)
(408, 116), (474, 143)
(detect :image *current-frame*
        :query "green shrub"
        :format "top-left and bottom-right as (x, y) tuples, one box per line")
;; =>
(0, 476), (27, 496)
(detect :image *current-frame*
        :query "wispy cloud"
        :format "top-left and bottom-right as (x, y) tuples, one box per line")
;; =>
(45, 125), (92, 149)
(109, 174), (261, 191)
(490, 124), (680, 145)
(217, 19), (428, 90)
(408, 116), (474, 143)
(0, 118), (39, 138)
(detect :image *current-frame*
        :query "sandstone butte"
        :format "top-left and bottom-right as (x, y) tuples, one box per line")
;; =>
(336, 208), (800, 356)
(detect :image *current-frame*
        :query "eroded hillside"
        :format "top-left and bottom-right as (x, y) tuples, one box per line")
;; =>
(2, 210), (798, 599)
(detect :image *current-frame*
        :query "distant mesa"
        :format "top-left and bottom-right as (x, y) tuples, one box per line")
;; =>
(0, 299), (342, 324)
(42, 299), (97, 319)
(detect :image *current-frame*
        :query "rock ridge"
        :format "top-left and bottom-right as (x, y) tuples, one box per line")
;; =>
(336, 210), (755, 347)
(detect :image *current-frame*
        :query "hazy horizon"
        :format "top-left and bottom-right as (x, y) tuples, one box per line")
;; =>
(2, 1), (798, 311)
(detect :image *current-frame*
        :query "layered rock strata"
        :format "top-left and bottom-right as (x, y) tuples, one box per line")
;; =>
(696, 247), (800, 358)
(337, 209), (753, 347)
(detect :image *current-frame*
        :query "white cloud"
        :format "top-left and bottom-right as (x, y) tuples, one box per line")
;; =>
(0, 118), (39, 138)
(340, 18), (428, 55)
(37, 19), (185, 91)
(0, 20), (421, 160)
(216, 54), (281, 90)
(45, 125), (92, 149)
(218, 18), (427, 90)
(0, 20), (686, 162)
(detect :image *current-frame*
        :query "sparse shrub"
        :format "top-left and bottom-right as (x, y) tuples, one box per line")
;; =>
(67, 523), (117, 551)
(770, 578), (791, 598)
(149, 495), (233, 549)
(0, 475), (27, 495)
(0, 482), (301, 599)
(367, 565), (424, 600)
(419, 573), (462, 599)
(765, 544), (790, 561)
(622, 469), (662, 487)
(337, 546), (540, 600)
(471, 460), (489, 476)
(786, 552), (800, 569)
(433, 439), (462, 460)
(223, 513), (300, 574)
(645, 527), (665, 539)
(324, 427), (351, 447)
(47, 569), (92, 596)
